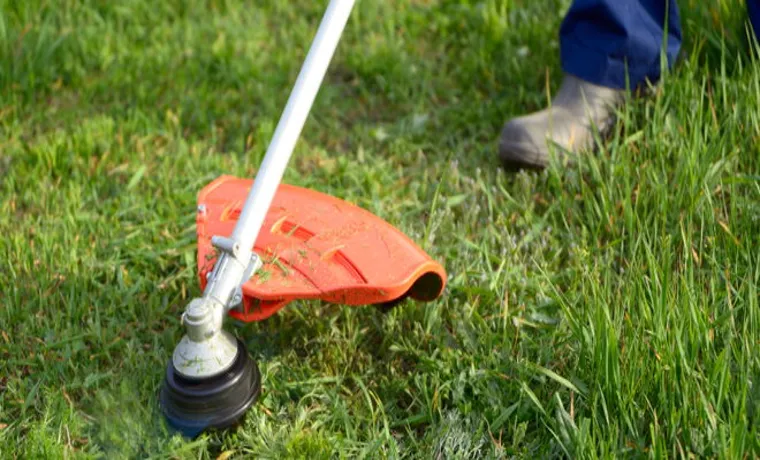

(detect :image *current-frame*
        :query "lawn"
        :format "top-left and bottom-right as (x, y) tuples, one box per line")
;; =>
(1, 0), (759, 458)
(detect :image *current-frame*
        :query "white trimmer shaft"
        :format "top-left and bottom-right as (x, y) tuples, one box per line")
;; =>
(170, 0), (356, 379)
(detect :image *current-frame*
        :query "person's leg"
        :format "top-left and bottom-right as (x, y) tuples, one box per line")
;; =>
(560, 0), (681, 90)
(499, 0), (682, 170)
(748, 0), (760, 41)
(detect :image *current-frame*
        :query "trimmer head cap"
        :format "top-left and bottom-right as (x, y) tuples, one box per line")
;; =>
(160, 338), (261, 438)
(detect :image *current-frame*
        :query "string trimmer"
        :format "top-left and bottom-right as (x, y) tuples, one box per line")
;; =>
(159, 0), (446, 437)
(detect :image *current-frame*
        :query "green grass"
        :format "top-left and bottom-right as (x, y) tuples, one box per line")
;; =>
(1, 0), (759, 457)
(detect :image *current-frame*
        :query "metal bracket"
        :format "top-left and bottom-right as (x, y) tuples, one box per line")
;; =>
(211, 236), (241, 259)
(228, 253), (263, 312)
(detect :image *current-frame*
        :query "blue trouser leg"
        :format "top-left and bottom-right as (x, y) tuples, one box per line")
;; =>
(749, 0), (760, 39)
(559, 0), (682, 90)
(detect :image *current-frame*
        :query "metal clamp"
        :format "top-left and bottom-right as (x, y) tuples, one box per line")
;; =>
(211, 236), (241, 259)
(228, 253), (263, 311)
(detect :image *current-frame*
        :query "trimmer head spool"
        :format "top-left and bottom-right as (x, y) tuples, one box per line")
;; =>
(159, 338), (261, 438)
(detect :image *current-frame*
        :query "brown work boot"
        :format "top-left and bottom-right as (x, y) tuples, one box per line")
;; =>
(498, 74), (625, 170)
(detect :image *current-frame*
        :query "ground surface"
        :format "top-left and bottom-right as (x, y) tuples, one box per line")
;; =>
(1, 0), (759, 458)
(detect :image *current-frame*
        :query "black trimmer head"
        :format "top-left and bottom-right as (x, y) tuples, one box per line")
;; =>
(159, 338), (261, 437)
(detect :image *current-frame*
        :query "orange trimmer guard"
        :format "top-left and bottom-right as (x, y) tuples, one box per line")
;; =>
(195, 176), (447, 322)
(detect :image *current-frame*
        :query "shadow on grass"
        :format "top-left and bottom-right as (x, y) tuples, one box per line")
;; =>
(237, 300), (412, 365)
